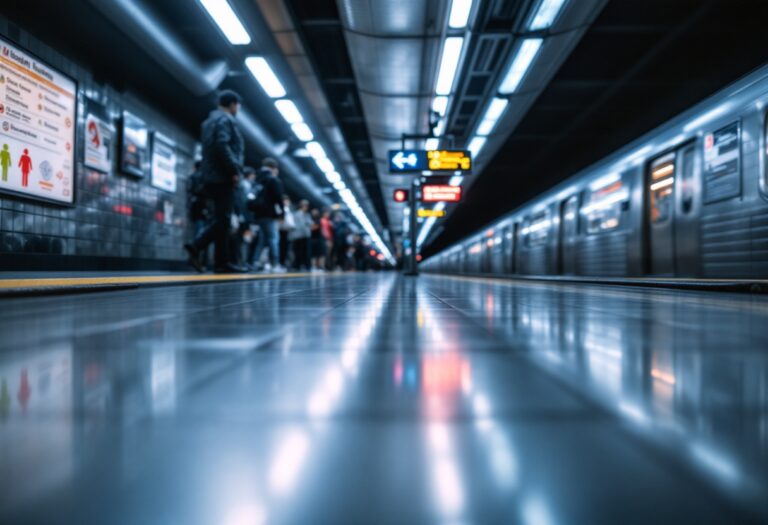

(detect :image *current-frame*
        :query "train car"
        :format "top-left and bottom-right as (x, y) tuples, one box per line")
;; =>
(423, 62), (768, 280)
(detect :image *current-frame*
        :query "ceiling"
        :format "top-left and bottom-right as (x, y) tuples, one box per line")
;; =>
(6, 0), (768, 260)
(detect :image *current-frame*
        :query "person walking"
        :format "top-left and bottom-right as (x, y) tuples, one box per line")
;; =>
(290, 200), (312, 271)
(310, 208), (325, 272)
(279, 195), (295, 268)
(184, 90), (245, 273)
(320, 209), (334, 271)
(250, 158), (285, 272)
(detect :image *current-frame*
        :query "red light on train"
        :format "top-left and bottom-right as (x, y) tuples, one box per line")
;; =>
(393, 189), (409, 202)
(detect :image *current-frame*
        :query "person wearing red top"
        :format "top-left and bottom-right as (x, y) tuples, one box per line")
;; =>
(320, 210), (334, 270)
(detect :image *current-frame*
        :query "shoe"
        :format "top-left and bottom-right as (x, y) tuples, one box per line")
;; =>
(214, 263), (248, 274)
(184, 244), (204, 273)
(273, 265), (287, 274)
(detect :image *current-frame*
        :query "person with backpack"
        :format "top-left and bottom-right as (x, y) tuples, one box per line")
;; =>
(184, 90), (246, 273)
(249, 157), (285, 272)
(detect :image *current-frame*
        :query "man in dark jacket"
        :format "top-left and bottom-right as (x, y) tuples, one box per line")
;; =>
(250, 157), (285, 272)
(185, 90), (245, 273)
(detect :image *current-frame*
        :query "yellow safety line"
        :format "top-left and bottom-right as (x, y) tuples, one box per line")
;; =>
(0, 272), (315, 290)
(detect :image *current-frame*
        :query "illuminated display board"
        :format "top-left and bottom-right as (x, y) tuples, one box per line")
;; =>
(417, 208), (446, 218)
(426, 150), (471, 171)
(421, 184), (462, 203)
(0, 36), (76, 205)
(388, 149), (472, 173)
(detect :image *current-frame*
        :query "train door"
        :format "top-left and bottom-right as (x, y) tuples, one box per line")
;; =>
(674, 143), (699, 276)
(648, 152), (676, 275)
(502, 225), (513, 274)
(559, 195), (579, 275)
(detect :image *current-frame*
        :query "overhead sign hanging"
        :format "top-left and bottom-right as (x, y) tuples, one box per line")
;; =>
(417, 208), (446, 218)
(388, 149), (472, 174)
(422, 184), (462, 203)
(0, 35), (76, 205)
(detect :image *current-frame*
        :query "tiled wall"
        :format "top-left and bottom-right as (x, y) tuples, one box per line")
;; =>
(0, 18), (196, 268)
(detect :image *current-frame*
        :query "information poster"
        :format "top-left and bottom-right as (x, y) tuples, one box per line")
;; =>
(151, 132), (177, 192)
(0, 36), (76, 204)
(703, 121), (740, 203)
(83, 98), (112, 173)
(120, 110), (149, 177)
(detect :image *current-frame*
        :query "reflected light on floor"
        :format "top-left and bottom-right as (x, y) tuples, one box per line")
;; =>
(269, 430), (309, 495)
(223, 503), (266, 525)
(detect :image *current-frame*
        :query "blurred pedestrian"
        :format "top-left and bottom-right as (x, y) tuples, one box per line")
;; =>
(320, 209), (334, 271)
(310, 208), (325, 272)
(290, 200), (312, 271)
(250, 157), (285, 272)
(279, 195), (295, 268)
(185, 90), (245, 273)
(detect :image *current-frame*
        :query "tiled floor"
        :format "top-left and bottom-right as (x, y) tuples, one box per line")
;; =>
(0, 274), (766, 524)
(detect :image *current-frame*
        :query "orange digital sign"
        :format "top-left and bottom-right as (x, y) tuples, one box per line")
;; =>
(421, 184), (462, 203)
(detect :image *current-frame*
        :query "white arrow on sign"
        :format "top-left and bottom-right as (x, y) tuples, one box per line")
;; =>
(393, 151), (419, 170)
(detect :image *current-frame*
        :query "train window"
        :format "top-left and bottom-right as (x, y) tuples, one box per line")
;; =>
(649, 153), (675, 223)
(582, 174), (629, 234)
(680, 146), (695, 212)
(526, 211), (550, 246)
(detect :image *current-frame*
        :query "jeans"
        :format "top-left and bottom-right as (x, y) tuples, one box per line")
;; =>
(191, 184), (234, 267)
(252, 218), (279, 266)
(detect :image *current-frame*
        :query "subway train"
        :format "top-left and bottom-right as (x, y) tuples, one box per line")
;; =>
(422, 63), (768, 279)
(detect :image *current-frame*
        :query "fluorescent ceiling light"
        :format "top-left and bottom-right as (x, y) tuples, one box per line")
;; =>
(434, 119), (446, 137)
(315, 157), (335, 173)
(449, 175), (463, 186)
(305, 141), (327, 159)
(425, 138), (439, 150)
(435, 37), (465, 96)
(476, 98), (508, 136)
(449, 0), (473, 28)
(468, 136), (487, 157)
(528, 0), (567, 31)
(325, 171), (341, 183)
(499, 38), (543, 94)
(291, 122), (314, 142)
(334, 181), (346, 191)
(432, 96), (449, 116)
(274, 99), (303, 124)
(245, 57), (286, 98)
(199, 0), (251, 45)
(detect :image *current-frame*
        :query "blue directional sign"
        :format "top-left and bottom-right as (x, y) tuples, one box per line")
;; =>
(389, 150), (428, 173)
(388, 149), (473, 174)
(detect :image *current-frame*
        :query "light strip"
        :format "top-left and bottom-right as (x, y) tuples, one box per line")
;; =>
(650, 177), (674, 192)
(468, 136), (487, 157)
(448, 0), (474, 28)
(245, 57), (286, 98)
(432, 96), (449, 116)
(499, 38), (543, 94)
(305, 141), (327, 159)
(528, 0), (568, 31)
(291, 122), (314, 142)
(315, 157), (335, 173)
(274, 99), (304, 124)
(435, 37), (465, 96)
(199, 0), (251, 45)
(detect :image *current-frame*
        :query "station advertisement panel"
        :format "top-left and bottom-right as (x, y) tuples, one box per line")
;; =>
(151, 132), (177, 193)
(83, 98), (113, 173)
(120, 110), (149, 178)
(0, 36), (76, 205)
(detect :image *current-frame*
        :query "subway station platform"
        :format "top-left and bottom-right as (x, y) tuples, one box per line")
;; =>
(1, 275), (766, 524)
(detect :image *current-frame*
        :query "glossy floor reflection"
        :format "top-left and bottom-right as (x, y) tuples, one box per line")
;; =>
(0, 274), (767, 524)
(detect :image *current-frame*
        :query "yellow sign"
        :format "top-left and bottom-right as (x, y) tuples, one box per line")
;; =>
(418, 208), (447, 218)
(426, 150), (472, 171)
